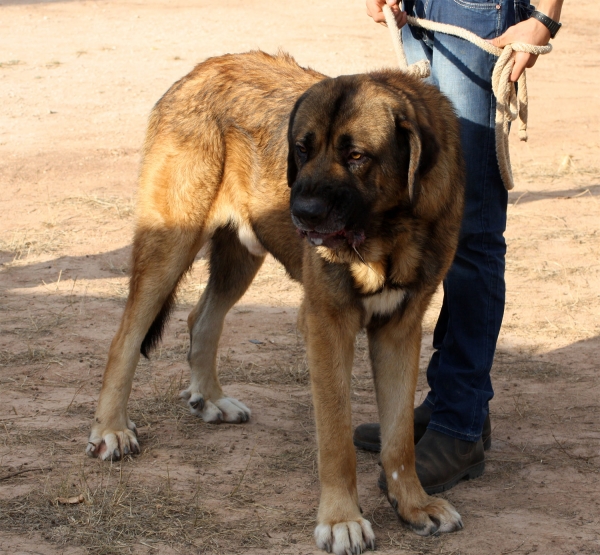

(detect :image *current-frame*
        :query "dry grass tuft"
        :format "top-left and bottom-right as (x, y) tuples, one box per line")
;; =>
(492, 350), (564, 381)
(0, 193), (133, 263)
(0, 229), (68, 260)
(0, 462), (213, 554)
(0, 59), (23, 68)
(0, 445), (318, 554)
(59, 195), (135, 220)
(128, 372), (189, 430)
(219, 347), (309, 387)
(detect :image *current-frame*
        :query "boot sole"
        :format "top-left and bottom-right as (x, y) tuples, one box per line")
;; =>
(355, 435), (491, 454)
(378, 460), (485, 496)
(353, 439), (382, 453)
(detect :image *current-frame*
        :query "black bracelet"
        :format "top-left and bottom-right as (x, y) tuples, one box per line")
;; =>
(529, 10), (562, 39)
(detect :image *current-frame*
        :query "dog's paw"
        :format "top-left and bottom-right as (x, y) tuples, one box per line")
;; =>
(180, 389), (251, 423)
(314, 518), (375, 555)
(86, 419), (139, 461)
(389, 493), (463, 536)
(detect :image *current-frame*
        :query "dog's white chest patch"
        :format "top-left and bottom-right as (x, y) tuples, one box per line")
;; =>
(238, 223), (267, 257)
(362, 288), (405, 319)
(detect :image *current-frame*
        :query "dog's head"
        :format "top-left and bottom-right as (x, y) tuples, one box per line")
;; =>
(287, 72), (446, 252)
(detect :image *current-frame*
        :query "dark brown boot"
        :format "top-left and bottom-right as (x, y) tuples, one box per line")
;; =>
(353, 406), (492, 453)
(352, 422), (382, 452)
(415, 429), (485, 494)
(378, 428), (485, 495)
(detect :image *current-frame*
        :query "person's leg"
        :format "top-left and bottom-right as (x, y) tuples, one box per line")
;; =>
(354, 0), (524, 472)
(403, 0), (517, 442)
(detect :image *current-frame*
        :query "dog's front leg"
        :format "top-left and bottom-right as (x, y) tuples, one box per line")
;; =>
(367, 308), (463, 536)
(300, 296), (376, 555)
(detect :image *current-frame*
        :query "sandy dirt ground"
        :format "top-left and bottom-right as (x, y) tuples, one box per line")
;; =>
(1, 0), (599, 553)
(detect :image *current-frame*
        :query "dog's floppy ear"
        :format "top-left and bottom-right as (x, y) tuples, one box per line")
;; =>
(287, 92), (309, 187)
(396, 116), (439, 204)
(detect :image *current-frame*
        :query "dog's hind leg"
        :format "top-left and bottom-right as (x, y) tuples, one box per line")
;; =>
(87, 226), (203, 460)
(180, 224), (265, 423)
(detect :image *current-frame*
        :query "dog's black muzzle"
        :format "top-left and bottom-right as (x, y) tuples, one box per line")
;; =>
(290, 178), (367, 249)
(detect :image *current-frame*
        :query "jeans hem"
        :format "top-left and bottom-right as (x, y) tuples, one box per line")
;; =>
(422, 396), (436, 410)
(427, 421), (481, 442)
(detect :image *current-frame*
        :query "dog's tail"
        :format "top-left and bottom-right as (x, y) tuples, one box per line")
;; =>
(134, 247), (195, 359)
(140, 289), (177, 359)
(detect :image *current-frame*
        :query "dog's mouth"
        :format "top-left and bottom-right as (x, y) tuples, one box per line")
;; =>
(298, 228), (365, 249)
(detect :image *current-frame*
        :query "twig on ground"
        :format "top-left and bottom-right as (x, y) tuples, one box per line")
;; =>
(501, 541), (526, 554)
(64, 383), (86, 413)
(229, 444), (257, 497)
(552, 433), (595, 463)
(0, 467), (53, 481)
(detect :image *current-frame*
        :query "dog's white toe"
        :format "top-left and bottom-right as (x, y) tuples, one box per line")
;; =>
(182, 390), (251, 423)
(215, 397), (251, 422)
(86, 421), (139, 461)
(315, 518), (375, 554)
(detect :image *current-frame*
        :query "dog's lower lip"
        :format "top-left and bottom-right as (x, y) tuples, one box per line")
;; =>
(298, 228), (365, 248)
(307, 230), (344, 239)
(307, 230), (344, 247)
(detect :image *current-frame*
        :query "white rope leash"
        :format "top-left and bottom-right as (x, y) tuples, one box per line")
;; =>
(382, 5), (552, 190)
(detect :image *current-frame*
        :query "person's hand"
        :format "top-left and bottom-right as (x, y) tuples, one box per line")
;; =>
(489, 18), (551, 82)
(366, 0), (408, 28)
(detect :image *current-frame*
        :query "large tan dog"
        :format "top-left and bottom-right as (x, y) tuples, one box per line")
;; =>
(87, 51), (465, 554)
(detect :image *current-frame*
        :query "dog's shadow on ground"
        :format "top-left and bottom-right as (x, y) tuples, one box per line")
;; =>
(0, 246), (132, 287)
(508, 183), (600, 205)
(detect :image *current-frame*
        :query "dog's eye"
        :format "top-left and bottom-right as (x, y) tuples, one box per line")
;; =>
(296, 143), (307, 155)
(348, 151), (367, 166)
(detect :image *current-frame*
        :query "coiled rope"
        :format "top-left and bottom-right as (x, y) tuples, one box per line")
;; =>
(382, 4), (552, 190)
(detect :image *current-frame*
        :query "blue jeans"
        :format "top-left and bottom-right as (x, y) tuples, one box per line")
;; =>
(402, 0), (529, 441)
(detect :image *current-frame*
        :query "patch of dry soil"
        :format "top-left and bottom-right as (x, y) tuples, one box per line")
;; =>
(1, 0), (599, 553)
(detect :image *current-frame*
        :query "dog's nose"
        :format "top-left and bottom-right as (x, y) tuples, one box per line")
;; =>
(291, 197), (329, 228)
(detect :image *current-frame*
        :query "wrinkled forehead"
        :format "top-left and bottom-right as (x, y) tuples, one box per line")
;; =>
(292, 76), (398, 151)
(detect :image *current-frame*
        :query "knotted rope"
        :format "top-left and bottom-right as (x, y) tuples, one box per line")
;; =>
(382, 5), (552, 190)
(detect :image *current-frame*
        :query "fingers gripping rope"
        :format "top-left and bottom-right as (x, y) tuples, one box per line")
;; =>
(382, 5), (552, 190)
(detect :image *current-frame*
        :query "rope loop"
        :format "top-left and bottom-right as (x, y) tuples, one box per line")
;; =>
(382, 5), (552, 190)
